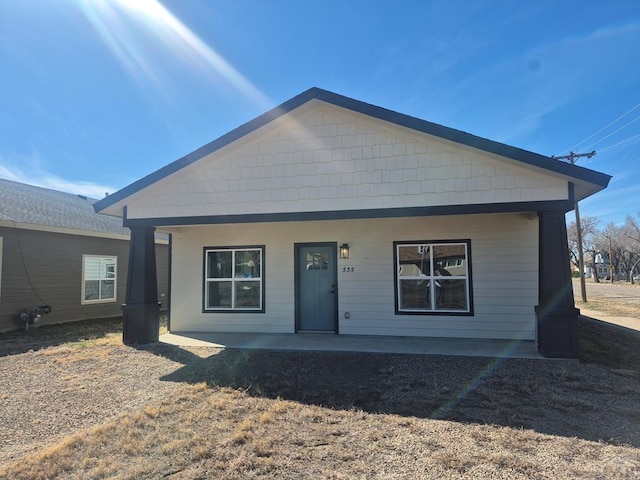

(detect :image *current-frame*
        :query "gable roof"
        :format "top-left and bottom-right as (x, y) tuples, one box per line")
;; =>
(94, 87), (611, 214)
(0, 178), (130, 237)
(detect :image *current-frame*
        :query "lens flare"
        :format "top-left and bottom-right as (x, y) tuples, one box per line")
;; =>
(77, 0), (270, 108)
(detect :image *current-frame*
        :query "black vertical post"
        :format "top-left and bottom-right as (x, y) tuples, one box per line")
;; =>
(536, 211), (580, 358)
(123, 226), (159, 344)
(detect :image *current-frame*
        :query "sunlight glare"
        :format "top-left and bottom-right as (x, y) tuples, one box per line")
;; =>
(77, 0), (270, 108)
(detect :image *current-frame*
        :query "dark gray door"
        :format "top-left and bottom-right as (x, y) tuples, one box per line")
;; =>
(297, 244), (337, 332)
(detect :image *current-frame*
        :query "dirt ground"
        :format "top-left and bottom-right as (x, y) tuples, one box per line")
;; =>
(153, 329), (640, 442)
(1, 315), (640, 449)
(1, 300), (639, 478)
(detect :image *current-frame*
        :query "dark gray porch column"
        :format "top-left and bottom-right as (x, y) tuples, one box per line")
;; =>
(123, 226), (159, 344)
(536, 210), (579, 358)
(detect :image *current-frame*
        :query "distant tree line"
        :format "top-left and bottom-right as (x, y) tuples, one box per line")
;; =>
(568, 212), (640, 284)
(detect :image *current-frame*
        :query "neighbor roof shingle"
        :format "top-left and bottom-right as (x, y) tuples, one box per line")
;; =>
(0, 178), (129, 236)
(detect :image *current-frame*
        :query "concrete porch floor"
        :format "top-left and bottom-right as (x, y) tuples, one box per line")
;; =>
(160, 331), (541, 359)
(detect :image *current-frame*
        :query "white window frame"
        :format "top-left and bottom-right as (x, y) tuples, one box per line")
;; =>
(395, 240), (472, 315)
(81, 255), (117, 305)
(203, 246), (264, 312)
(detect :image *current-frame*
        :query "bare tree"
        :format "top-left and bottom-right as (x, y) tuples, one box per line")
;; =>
(596, 223), (638, 282)
(627, 214), (640, 245)
(624, 214), (640, 283)
(567, 216), (600, 280)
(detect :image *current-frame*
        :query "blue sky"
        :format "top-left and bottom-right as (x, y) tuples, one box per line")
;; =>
(1, 0), (638, 225)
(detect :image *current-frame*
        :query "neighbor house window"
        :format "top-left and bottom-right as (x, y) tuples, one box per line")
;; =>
(82, 255), (117, 304)
(203, 246), (264, 312)
(394, 240), (472, 315)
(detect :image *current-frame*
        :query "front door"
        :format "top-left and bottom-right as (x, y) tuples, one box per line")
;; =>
(296, 243), (337, 332)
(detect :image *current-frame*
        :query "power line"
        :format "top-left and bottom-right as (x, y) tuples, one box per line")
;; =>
(598, 131), (640, 153)
(583, 113), (640, 151)
(561, 101), (640, 154)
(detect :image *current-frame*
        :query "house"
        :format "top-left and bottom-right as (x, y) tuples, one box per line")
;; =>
(93, 88), (611, 358)
(0, 179), (169, 332)
(585, 253), (612, 280)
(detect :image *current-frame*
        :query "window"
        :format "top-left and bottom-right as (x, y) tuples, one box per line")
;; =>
(394, 240), (472, 315)
(204, 246), (264, 312)
(306, 251), (328, 270)
(82, 255), (117, 304)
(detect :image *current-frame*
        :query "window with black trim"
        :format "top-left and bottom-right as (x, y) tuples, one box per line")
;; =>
(394, 240), (472, 314)
(82, 255), (117, 304)
(204, 246), (264, 312)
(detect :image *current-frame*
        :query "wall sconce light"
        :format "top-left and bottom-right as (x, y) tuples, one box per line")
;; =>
(340, 243), (350, 259)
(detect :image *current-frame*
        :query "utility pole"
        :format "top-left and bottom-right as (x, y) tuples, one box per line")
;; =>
(551, 151), (596, 303)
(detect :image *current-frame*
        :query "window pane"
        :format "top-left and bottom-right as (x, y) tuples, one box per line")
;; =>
(395, 241), (471, 315)
(398, 245), (430, 276)
(434, 244), (466, 276)
(84, 280), (99, 301)
(208, 251), (232, 279)
(84, 258), (102, 280)
(400, 279), (430, 310)
(435, 279), (467, 310)
(235, 250), (261, 278)
(204, 247), (264, 311)
(235, 281), (261, 308)
(207, 281), (232, 308)
(101, 280), (115, 300)
(104, 260), (116, 279)
(306, 252), (328, 270)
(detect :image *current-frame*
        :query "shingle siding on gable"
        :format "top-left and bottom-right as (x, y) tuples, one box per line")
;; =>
(125, 103), (568, 220)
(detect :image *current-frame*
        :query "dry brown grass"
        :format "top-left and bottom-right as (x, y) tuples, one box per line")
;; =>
(0, 314), (168, 357)
(1, 312), (640, 478)
(576, 297), (640, 318)
(1, 383), (637, 480)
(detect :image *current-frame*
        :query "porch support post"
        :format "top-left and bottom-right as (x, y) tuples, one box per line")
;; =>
(122, 226), (159, 344)
(536, 210), (579, 358)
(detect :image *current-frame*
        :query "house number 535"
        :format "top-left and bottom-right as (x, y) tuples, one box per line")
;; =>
(342, 267), (355, 272)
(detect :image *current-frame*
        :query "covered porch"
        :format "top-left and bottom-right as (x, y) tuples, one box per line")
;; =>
(160, 331), (541, 359)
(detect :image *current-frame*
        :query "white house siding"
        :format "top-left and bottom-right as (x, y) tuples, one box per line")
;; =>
(123, 101), (568, 220)
(168, 212), (538, 340)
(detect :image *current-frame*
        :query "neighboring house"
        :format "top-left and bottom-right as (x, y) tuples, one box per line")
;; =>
(0, 179), (169, 332)
(585, 253), (611, 279)
(94, 88), (611, 358)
